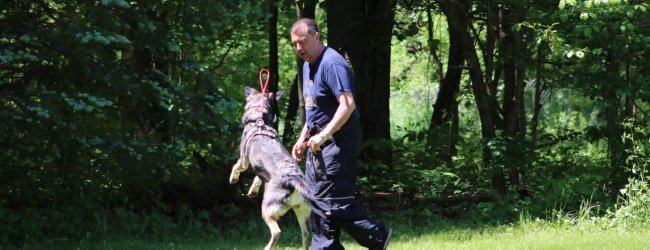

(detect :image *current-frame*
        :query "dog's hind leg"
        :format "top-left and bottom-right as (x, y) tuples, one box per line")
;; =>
(229, 157), (249, 184)
(293, 203), (312, 250)
(246, 176), (263, 197)
(261, 211), (282, 250)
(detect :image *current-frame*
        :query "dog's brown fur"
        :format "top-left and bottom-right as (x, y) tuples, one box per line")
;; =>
(229, 86), (315, 250)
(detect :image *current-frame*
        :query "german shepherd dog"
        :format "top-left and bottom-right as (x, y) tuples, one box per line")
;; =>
(229, 86), (317, 250)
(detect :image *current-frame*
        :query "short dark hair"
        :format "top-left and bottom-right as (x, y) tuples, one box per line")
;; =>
(291, 18), (319, 35)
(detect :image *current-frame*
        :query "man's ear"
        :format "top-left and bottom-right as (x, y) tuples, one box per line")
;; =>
(274, 90), (284, 101)
(245, 86), (258, 96)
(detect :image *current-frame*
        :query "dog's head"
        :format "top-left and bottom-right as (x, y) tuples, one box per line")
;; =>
(242, 86), (284, 126)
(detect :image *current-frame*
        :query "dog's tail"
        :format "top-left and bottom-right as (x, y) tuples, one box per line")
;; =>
(288, 176), (327, 218)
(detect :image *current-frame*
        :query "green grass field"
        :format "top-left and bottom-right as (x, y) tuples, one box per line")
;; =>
(38, 215), (650, 250)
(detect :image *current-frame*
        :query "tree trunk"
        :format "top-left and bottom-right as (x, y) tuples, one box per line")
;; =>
(530, 43), (546, 144)
(283, 76), (300, 144)
(428, 5), (464, 167)
(268, 0), (280, 130)
(326, 0), (396, 169)
(484, 1), (502, 129)
(500, 5), (527, 193)
(623, 61), (636, 180)
(285, 0), (318, 132)
(438, 0), (505, 196)
(605, 52), (626, 192)
(285, 0), (317, 139)
(130, 9), (171, 143)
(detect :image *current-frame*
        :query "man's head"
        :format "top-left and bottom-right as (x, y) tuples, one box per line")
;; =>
(290, 18), (324, 64)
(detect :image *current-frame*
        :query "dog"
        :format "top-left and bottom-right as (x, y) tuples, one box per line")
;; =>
(229, 86), (317, 250)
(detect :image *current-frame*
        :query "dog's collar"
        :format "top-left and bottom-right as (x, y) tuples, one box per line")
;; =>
(243, 103), (275, 126)
(255, 118), (265, 127)
(244, 118), (274, 131)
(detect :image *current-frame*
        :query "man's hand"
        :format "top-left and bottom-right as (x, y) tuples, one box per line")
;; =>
(292, 141), (307, 162)
(307, 133), (329, 152)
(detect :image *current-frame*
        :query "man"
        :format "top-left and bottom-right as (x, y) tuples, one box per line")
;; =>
(290, 18), (391, 250)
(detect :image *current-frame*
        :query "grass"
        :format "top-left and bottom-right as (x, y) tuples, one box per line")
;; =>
(33, 214), (650, 250)
(392, 225), (650, 250)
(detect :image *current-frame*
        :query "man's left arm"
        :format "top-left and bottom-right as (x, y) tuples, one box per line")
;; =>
(307, 92), (355, 151)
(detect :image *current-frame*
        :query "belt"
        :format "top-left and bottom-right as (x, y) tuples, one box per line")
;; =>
(308, 119), (361, 137)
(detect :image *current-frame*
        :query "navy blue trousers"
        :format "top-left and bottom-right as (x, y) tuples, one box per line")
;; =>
(305, 126), (387, 250)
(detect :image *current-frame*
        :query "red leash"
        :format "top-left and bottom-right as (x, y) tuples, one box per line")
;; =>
(259, 68), (270, 93)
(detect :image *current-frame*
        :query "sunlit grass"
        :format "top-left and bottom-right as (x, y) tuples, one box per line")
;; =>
(41, 214), (650, 250)
(390, 225), (650, 250)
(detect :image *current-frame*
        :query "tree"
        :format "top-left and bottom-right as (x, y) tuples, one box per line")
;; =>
(0, 1), (269, 243)
(326, 0), (397, 169)
(284, 0), (317, 143)
(436, 0), (505, 195)
(549, 0), (650, 192)
(425, 1), (465, 167)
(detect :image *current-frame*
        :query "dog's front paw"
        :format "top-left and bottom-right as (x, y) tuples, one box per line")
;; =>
(229, 161), (242, 184)
(246, 189), (258, 197)
(229, 173), (239, 184)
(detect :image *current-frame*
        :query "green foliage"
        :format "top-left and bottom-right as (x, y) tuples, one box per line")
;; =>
(379, 0), (650, 228)
(0, 199), (222, 248)
(607, 120), (650, 228)
(389, 10), (449, 137)
(0, 0), (268, 246)
(1, 0), (650, 246)
(389, 134), (461, 198)
(609, 178), (650, 228)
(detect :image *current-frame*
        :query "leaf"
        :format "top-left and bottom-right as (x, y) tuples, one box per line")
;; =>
(636, 4), (647, 12)
(560, 14), (569, 22)
(593, 48), (603, 55)
(169, 41), (181, 52)
(113, 35), (131, 44)
(583, 27), (592, 38)
(442, 172), (458, 177)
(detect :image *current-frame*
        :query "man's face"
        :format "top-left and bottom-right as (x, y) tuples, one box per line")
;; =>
(291, 25), (320, 64)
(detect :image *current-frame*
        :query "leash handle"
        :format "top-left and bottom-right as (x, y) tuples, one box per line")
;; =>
(300, 123), (322, 147)
(259, 68), (270, 93)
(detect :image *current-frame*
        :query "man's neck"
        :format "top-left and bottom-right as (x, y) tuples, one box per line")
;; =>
(308, 44), (325, 65)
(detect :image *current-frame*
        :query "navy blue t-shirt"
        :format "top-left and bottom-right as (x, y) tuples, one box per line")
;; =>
(303, 47), (360, 131)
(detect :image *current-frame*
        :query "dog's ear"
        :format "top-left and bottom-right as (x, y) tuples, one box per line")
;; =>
(245, 86), (258, 96)
(274, 90), (284, 101)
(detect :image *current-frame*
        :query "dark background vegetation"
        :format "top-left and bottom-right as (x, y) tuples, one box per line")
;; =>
(1, 0), (649, 247)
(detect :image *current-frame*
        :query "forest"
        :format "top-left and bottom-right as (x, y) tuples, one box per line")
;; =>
(1, 0), (649, 248)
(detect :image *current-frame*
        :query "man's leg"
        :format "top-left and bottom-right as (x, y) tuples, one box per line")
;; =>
(323, 127), (391, 249)
(309, 210), (344, 250)
(327, 200), (391, 249)
(305, 150), (343, 250)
